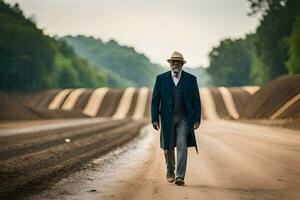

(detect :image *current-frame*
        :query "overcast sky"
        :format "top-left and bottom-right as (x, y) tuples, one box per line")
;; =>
(6, 0), (259, 68)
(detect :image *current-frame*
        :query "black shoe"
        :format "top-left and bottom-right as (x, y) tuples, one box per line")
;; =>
(175, 177), (185, 185)
(166, 171), (175, 182)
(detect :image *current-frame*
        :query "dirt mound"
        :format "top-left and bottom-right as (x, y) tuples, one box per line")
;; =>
(281, 117), (300, 129)
(126, 89), (139, 117)
(0, 92), (39, 120)
(97, 89), (124, 117)
(228, 87), (252, 115)
(241, 75), (300, 119)
(72, 89), (93, 111)
(210, 88), (231, 119)
(1, 90), (89, 120)
(7, 89), (60, 109)
(276, 98), (300, 119)
(31, 108), (89, 119)
(144, 89), (152, 119)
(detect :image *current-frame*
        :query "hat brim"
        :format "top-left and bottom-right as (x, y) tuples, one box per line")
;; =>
(167, 58), (186, 64)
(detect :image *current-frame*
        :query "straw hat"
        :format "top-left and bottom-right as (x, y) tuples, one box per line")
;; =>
(167, 51), (187, 64)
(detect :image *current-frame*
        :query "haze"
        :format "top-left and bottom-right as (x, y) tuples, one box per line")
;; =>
(5, 0), (259, 68)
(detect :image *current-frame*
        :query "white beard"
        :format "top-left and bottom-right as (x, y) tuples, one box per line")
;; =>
(172, 67), (181, 76)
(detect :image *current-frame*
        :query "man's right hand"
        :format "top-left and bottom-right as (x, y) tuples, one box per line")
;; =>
(152, 121), (160, 130)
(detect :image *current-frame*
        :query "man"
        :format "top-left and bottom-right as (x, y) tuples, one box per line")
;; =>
(151, 51), (201, 186)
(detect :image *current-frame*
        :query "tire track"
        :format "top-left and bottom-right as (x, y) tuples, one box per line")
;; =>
(0, 119), (129, 160)
(0, 118), (107, 136)
(1, 120), (140, 176)
(0, 120), (146, 200)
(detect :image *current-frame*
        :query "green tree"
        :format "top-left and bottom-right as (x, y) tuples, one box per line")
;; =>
(286, 12), (300, 74)
(0, 1), (107, 90)
(62, 35), (165, 88)
(247, 0), (300, 82)
(207, 34), (255, 86)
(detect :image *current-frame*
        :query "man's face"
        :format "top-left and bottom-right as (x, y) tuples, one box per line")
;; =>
(170, 60), (184, 75)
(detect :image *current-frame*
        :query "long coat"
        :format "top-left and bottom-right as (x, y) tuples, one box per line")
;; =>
(151, 69), (201, 154)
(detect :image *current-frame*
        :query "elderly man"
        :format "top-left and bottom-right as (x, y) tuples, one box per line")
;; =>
(151, 51), (201, 186)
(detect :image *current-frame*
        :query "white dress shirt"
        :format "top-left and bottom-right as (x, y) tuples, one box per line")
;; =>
(171, 69), (182, 86)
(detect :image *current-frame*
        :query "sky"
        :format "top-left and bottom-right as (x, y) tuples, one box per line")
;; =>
(6, 0), (260, 68)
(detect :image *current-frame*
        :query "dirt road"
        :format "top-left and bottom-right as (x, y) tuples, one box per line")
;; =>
(31, 120), (300, 200)
(0, 118), (147, 199)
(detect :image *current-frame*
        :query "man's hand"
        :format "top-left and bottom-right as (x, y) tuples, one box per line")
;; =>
(152, 121), (160, 130)
(193, 122), (200, 130)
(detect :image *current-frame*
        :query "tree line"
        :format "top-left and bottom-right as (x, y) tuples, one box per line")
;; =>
(207, 0), (300, 86)
(0, 1), (166, 90)
(0, 1), (107, 90)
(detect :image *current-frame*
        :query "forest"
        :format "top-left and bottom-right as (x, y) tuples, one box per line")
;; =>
(0, 1), (109, 90)
(1, 0), (299, 89)
(0, 1), (165, 90)
(207, 0), (300, 86)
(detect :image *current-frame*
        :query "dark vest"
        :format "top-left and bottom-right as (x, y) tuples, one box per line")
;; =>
(172, 78), (187, 118)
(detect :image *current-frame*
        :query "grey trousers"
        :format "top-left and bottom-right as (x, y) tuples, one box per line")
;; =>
(164, 113), (189, 179)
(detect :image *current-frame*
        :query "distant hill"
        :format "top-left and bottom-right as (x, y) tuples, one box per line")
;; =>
(0, 1), (209, 90)
(61, 35), (165, 87)
(184, 66), (213, 87)
(0, 1), (108, 90)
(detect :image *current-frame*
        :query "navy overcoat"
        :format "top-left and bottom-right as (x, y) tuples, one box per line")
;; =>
(151, 69), (201, 154)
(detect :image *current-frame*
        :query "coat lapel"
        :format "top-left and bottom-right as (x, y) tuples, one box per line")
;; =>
(166, 69), (186, 88)
(165, 69), (187, 105)
(166, 71), (173, 106)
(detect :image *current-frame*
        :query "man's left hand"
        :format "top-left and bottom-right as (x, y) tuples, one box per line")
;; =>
(193, 122), (200, 130)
